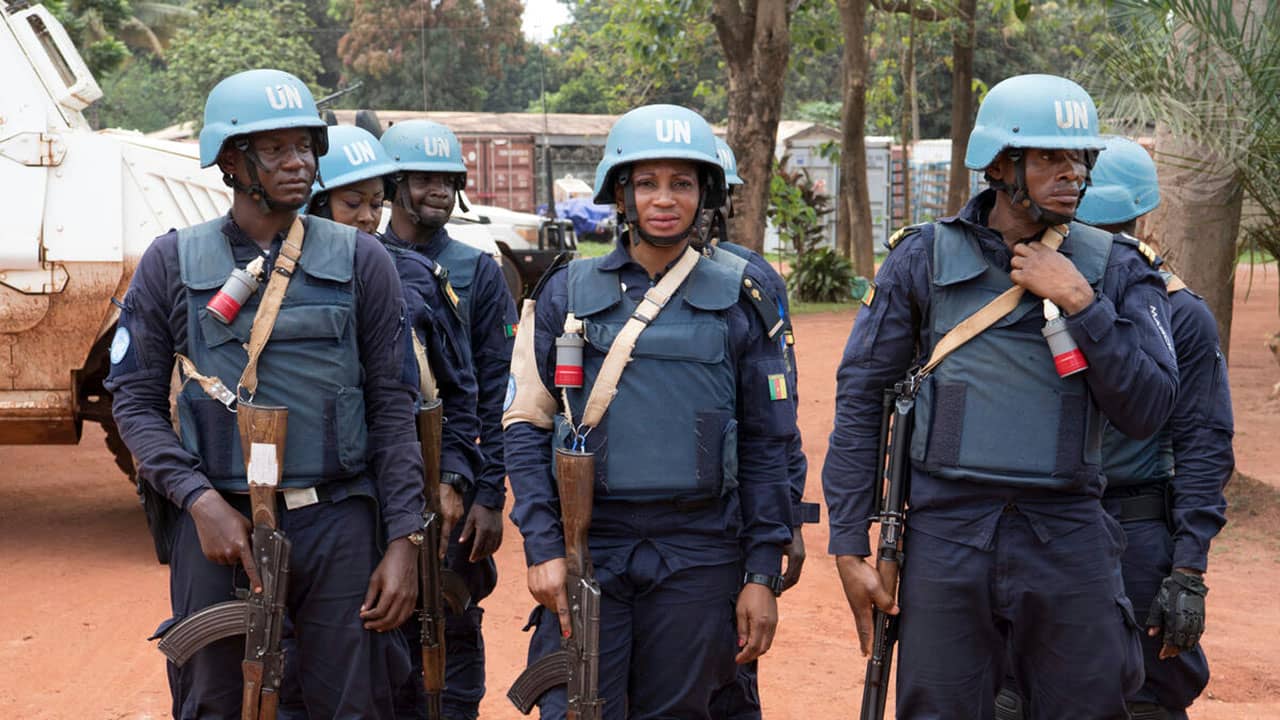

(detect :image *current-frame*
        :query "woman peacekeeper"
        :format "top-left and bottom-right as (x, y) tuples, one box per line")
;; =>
(502, 104), (795, 719)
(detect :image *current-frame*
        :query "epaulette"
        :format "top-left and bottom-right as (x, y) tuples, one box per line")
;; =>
(742, 275), (784, 340)
(886, 223), (926, 251)
(1114, 233), (1162, 268)
(529, 251), (573, 301)
(430, 262), (463, 320)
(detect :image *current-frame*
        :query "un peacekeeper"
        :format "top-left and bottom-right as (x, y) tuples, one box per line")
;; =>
(105, 69), (425, 718)
(504, 104), (793, 720)
(996, 136), (1232, 720)
(305, 124), (486, 719)
(823, 74), (1181, 719)
(703, 137), (816, 720)
(379, 119), (518, 719)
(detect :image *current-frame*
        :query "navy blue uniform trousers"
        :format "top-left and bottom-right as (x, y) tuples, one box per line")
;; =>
(526, 542), (741, 720)
(899, 508), (1144, 720)
(1109, 511), (1210, 719)
(164, 492), (412, 720)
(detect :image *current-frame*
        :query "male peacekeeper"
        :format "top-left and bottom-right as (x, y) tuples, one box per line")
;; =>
(106, 69), (427, 718)
(504, 104), (793, 719)
(823, 74), (1180, 719)
(380, 119), (519, 719)
(306, 123), (486, 718)
(703, 137), (818, 720)
(997, 136), (1233, 720)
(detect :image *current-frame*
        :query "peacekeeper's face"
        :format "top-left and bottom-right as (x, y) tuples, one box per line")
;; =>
(219, 128), (318, 208)
(621, 159), (701, 237)
(404, 171), (457, 231)
(329, 177), (385, 235)
(991, 147), (1088, 220)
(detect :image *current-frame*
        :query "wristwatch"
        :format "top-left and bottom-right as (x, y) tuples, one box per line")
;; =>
(441, 471), (472, 495)
(743, 571), (784, 597)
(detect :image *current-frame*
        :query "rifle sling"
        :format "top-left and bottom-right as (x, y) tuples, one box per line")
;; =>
(916, 223), (1067, 380)
(576, 245), (700, 430)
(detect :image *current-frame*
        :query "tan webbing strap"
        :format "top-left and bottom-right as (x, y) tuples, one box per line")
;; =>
(175, 353), (237, 408)
(580, 245), (700, 429)
(918, 223), (1067, 378)
(502, 298), (559, 430)
(238, 218), (306, 398)
(1165, 274), (1187, 294)
(411, 332), (439, 401)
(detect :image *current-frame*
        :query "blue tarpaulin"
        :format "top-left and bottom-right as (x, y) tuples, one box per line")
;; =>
(539, 198), (615, 237)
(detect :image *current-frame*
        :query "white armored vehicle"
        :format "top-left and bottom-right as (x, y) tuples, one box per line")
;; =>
(0, 1), (230, 461)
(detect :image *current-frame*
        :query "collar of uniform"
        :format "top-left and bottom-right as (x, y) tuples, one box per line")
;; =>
(945, 189), (1078, 257)
(383, 224), (449, 259)
(598, 232), (685, 281)
(220, 212), (286, 253)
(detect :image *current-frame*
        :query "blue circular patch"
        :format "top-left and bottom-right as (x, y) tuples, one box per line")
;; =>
(109, 327), (131, 365)
(503, 374), (517, 412)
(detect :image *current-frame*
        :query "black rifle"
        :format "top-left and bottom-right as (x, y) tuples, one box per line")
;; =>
(157, 403), (291, 720)
(507, 448), (603, 719)
(859, 377), (917, 720)
(416, 397), (447, 718)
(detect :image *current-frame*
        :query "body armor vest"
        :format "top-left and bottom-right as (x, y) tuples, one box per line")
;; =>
(910, 221), (1113, 492)
(557, 253), (743, 501)
(175, 217), (367, 490)
(432, 235), (485, 336)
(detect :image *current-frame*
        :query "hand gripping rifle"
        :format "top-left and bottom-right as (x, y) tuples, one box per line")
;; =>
(507, 448), (603, 719)
(156, 403), (292, 720)
(859, 377), (916, 720)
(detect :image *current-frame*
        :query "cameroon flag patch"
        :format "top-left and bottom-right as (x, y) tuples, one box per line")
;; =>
(767, 374), (788, 401)
(503, 323), (519, 338)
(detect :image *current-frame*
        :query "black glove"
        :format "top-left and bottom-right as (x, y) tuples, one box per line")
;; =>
(1144, 569), (1208, 652)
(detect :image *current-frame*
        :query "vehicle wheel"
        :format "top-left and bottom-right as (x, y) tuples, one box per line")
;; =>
(499, 253), (524, 301)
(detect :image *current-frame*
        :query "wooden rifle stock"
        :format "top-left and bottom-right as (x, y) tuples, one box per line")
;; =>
(417, 399), (447, 716)
(554, 448), (603, 720)
(237, 402), (290, 720)
(556, 448), (595, 580)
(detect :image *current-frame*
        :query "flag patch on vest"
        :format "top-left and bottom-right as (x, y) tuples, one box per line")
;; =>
(503, 323), (519, 338)
(861, 282), (877, 307)
(767, 374), (788, 401)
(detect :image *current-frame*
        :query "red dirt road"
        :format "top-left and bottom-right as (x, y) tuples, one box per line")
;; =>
(1, 269), (1276, 719)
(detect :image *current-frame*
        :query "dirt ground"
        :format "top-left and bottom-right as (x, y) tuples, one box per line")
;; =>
(1, 268), (1277, 719)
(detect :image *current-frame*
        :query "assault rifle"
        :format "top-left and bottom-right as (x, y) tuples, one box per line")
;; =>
(859, 378), (916, 720)
(507, 448), (603, 719)
(417, 396), (448, 718)
(157, 403), (292, 720)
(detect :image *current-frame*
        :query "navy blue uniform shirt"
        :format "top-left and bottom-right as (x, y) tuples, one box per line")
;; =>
(715, 241), (810, 527)
(505, 236), (793, 576)
(389, 248), (485, 485)
(823, 190), (1179, 557)
(106, 215), (425, 542)
(1161, 285), (1233, 571)
(385, 226), (516, 511)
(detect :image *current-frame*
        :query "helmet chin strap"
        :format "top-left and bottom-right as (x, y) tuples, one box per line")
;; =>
(224, 138), (319, 214)
(618, 169), (708, 248)
(988, 149), (1086, 227)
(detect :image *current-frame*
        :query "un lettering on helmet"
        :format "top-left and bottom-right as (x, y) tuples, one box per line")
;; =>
(424, 136), (452, 158)
(655, 118), (692, 145)
(717, 148), (734, 172)
(265, 84), (305, 111)
(1054, 100), (1091, 130)
(342, 140), (377, 166)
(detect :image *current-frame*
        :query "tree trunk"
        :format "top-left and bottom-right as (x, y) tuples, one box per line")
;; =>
(1144, 126), (1243, 357)
(837, 0), (875, 276)
(946, 0), (976, 215)
(712, 0), (793, 254)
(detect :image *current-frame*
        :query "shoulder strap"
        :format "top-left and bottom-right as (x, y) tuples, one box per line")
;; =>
(238, 217), (306, 398)
(1165, 273), (1187, 294)
(917, 223), (1066, 379)
(578, 245), (701, 430)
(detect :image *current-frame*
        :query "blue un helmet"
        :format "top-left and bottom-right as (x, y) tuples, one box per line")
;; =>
(715, 137), (744, 187)
(198, 69), (328, 212)
(964, 74), (1107, 225)
(380, 119), (469, 217)
(306, 125), (398, 217)
(1075, 136), (1160, 227)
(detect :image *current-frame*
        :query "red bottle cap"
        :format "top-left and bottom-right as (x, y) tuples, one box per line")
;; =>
(555, 365), (584, 388)
(206, 291), (241, 324)
(1053, 349), (1089, 377)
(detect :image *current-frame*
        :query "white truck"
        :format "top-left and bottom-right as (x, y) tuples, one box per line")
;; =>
(0, 1), (231, 470)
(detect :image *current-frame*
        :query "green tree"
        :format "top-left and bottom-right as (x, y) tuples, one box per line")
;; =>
(164, 1), (324, 127)
(334, 0), (524, 111)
